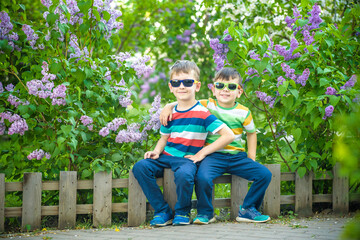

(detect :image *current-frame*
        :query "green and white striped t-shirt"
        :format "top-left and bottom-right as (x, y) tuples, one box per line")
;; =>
(199, 98), (256, 154)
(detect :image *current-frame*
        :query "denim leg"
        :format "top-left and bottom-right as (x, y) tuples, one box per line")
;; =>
(195, 153), (228, 218)
(169, 157), (198, 216)
(132, 157), (172, 215)
(227, 153), (272, 209)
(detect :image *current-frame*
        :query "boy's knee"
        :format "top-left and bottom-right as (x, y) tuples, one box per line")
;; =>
(132, 160), (148, 176)
(175, 170), (195, 184)
(195, 171), (212, 186)
(263, 168), (272, 183)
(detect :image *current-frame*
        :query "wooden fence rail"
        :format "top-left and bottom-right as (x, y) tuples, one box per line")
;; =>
(0, 163), (358, 232)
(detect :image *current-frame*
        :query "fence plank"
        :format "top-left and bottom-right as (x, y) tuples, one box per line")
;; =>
(0, 174), (4, 232)
(58, 171), (77, 229)
(128, 170), (146, 227)
(230, 175), (248, 219)
(263, 164), (280, 217)
(295, 171), (313, 217)
(93, 171), (112, 227)
(333, 163), (349, 214)
(22, 172), (42, 231)
(163, 169), (177, 212)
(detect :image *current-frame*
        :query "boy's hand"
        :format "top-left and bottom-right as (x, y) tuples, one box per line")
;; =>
(160, 104), (174, 126)
(184, 153), (206, 163)
(144, 150), (160, 159)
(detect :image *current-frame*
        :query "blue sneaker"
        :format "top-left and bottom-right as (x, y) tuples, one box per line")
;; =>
(236, 205), (270, 223)
(193, 215), (216, 225)
(172, 215), (190, 226)
(150, 212), (173, 227)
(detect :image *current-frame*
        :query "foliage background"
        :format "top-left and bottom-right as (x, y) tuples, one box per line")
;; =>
(0, 0), (359, 230)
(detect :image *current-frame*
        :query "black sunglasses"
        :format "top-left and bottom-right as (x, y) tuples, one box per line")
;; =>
(214, 82), (240, 91)
(170, 79), (198, 87)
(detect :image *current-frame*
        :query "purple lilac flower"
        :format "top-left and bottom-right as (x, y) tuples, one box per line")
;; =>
(111, 52), (131, 67)
(277, 76), (286, 87)
(144, 94), (162, 131)
(22, 24), (39, 49)
(208, 83), (213, 90)
(119, 91), (133, 107)
(223, 29), (232, 42)
(5, 83), (14, 91)
(80, 115), (93, 126)
(296, 68), (310, 86)
(255, 91), (276, 108)
(8, 118), (28, 135)
(340, 75), (357, 90)
(99, 127), (110, 137)
(210, 38), (229, 71)
(41, 0), (52, 8)
(115, 123), (143, 143)
(131, 55), (153, 78)
(308, 4), (323, 31)
(325, 87), (337, 95)
(7, 95), (29, 108)
(0, 82), (3, 93)
(249, 50), (261, 60)
(302, 30), (314, 45)
(246, 68), (259, 77)
(281, 63), (296, 79)
(107, 118), (127, 131)
(275, 38), (301, 61)
(50, 84), (67, 106)
(0, 11), (13, 36)
(27, 149), (51, 160)
(0, 123), (5, 135)
(323, 105), (334, 120)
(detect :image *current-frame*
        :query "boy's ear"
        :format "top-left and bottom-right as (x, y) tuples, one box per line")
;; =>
(168, 82), (173, 92)
(237, 87), (244, 98)
(195, 81), (201, 92)
(211, 85), (216, 96)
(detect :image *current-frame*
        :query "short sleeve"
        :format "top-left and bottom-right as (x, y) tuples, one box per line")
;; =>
(160, 125), (171, 135)
(243, 111), (256, 133)
(204, 114), (225, 134)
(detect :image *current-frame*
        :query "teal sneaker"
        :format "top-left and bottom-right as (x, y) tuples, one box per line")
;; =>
(236, 205), (270, 223)
(172, 215), (190, 226)
(150, 212), (173, 227)
(193, 215), (216, 225)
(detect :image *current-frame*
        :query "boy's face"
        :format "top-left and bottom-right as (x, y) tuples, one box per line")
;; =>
(169, 71), (201, 102)
(212, 77), (243, 108)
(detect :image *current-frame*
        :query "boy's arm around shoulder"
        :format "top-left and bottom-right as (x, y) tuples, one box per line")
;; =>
(160, 102), (177, 126)
(144, 134), (169, 159)
(185, 125), (235, 163)
(246, 131), (257, 161)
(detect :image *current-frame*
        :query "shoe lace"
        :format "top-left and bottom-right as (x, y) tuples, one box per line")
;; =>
(175, 214), (189, 218)
(248, 207), (261, 217)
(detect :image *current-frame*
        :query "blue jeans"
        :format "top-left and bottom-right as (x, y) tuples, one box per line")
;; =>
(195, 152), (272, 218)
(132, 154), (197, 216)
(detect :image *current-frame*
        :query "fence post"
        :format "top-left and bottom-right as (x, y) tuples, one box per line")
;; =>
(295, 171), (313, 217)
(58, 171), (77, 229)
(163, 168), (176, 212)
(263, 164), (281, 217)
(128, 170), (146, 227)
(333, 163), (349, 214)
(22, 172), (42, 231)
(93, 171), (112, 227)
(0, 173), (4, 233)
(230, 175), (248, 219)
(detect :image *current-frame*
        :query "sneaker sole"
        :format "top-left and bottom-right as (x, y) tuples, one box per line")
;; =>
(236, 216), (270, 223)
(172, 222), (190, 226)
(152, 219), (173, 227)
(193, 217), (216, 225)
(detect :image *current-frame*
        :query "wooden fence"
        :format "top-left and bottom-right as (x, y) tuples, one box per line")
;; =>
(0, 163), (358, 232)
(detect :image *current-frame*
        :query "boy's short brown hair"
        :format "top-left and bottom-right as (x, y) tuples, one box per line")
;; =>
(169, 60), (200, 81)
(214, 67), (242, 85)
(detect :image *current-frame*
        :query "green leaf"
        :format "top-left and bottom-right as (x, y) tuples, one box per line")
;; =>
(58, 23), (70, 34)
(254, 58), (268, 74)
(289, 89), (299, 99)
(50, 62), (62, 74)
(309, 152), (321, 158)
(293, 128), (302, 142)
(297, 19), (309, 27)
(60, 125), (72, 136)
(278, 81), (289, 96)
(57, 137), (66, 146)
(111, 153), (122, 162)
(309, 159), (318, 170)
(320, 78), (330, 87)
(81, 169), (92, 179)
(329, 95), (340, 106)
(313, 117), (323, 129)
(93, 9), (101, 21)
(46, 13), (59, 26)
(78, 0), (92, 14)
(297, 167), (307, 178)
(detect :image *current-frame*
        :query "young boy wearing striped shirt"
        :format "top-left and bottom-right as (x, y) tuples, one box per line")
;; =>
(133, 61), (234, 227)
(161, 67), (272, 224)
